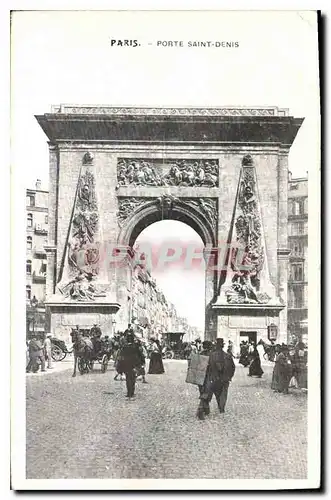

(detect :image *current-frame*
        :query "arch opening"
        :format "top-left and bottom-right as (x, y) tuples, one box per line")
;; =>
(130, 220), (206, 341)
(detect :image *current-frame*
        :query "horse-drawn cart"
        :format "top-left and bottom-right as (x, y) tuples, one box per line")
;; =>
(162, 332), (190, 360)
(77, 349), (112, 374)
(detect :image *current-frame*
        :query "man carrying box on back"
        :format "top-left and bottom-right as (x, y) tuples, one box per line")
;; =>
(196, 338), (236, 420)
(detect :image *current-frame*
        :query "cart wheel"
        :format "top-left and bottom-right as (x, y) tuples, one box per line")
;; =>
(78, 358), (86, 374)
(165, 350), (174, 360)
(51, 345), (65, 362)
(101, 354), (108, 373)
(87, 360), (94, 371)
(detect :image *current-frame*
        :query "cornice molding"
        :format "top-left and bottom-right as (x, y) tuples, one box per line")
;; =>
(50, 104), (289, 117)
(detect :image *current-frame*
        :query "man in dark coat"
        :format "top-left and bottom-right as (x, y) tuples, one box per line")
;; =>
(117, 333), (144, 398)
(197, 338), (235, 419)
(26, 336), (46, 373)
(90, 324), (102, 353)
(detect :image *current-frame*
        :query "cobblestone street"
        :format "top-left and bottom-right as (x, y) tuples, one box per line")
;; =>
(26, 360), (307, 480)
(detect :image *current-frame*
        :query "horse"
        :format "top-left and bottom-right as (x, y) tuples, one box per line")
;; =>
(70, 330), (94, 377)
(257, 339), (276, 361)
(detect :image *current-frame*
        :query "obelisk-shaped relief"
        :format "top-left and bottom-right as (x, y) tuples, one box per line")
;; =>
(57, 152), (109, 302)
(219, 154), (280, 305)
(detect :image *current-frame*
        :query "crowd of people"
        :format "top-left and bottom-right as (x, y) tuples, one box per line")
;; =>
(238, 339), (308, 393)
(27, 324), (308, 411)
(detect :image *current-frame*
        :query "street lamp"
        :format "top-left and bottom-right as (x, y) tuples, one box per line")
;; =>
(31, 296), (38, 335)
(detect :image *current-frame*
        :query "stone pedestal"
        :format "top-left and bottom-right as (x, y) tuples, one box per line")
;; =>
(46, 301), (120, 343)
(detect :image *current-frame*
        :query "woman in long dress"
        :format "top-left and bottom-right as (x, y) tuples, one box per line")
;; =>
(239, 342), (250, 367)
(148, 338), (165, 374)
(271, 346), (291, 393)
(248, 346), (264, 377)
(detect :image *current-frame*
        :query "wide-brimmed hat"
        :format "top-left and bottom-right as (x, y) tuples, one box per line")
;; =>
(46, 333), (52, 338)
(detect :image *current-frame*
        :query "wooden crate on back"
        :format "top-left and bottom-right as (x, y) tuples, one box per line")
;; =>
(185, 353), (209, 386)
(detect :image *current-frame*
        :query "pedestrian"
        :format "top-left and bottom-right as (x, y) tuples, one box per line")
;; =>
(134, 339), (148, 383)
(290, 342), (307, 389)
(26, 336), (46, 373)
(117, 333), (143, 399)
(148, 338), (165, 374)
(90, 323), (102, 354)
(196, 340), (214, 403)
(248, 345), (264, 377)
(239, 341), (250, 367)
(124, 323), (134, 339)
(271, 345), (292, 394)
(26, 339), (30, 369)
(197, 338), (235, 419)
(227, 340), (235, 358)
(44, 333), (53, 369)
(256, 340), (265, 362)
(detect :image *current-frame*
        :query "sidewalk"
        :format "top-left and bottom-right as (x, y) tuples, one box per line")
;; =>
(26, 357), (73, 376)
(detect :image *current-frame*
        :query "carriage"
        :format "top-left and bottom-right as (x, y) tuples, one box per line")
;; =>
(76, 346), (112, 374)
(50, 334), (112, 374)
(50, 337), (72, 362)
(162, 332), (190, 360)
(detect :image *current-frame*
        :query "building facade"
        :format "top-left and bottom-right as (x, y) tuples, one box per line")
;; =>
(130, 263), (202, 341)
(26, 180), (49, 336)
(287, 175), (308, 343)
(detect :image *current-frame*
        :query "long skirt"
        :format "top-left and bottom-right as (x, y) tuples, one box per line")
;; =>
(148, 352), (165, 374)
(271, 362), (291, 392)
(248, 357), (264, 377)
(239, 353), (250, 367)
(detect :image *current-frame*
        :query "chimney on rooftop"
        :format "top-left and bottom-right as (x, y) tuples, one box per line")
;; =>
(36, 179), (41, 190)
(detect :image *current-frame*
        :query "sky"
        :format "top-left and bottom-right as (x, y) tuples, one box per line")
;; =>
(135, 221), (205, 329)
(11, 10), (319, 329)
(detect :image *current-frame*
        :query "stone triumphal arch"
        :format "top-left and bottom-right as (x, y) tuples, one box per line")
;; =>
(36, 105), (303, 345)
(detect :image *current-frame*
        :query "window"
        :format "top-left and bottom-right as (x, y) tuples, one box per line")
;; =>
(45, 215), (48, 224)
(304, 198), (308, 214)
(27, 213), (33, 228)
(26, 285), (31, 300)
(291, 263), (304, 281)
(293, 201), (300, 215)
(290, 183), (299, 190)
(27, 236), (32, 250)
(26, 260), (32, 275)
(26, 195), (35, 207)
(299, 200), (305, 215)
(294, 288), (304, 309)
(290, 240), (303, 256)
(40, 262), (47, 275)
(290, 222), (304, 236)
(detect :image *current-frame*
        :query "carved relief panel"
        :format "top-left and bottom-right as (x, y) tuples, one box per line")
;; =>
(117, 196), (218, 231)
(117, 158), (219, 187)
